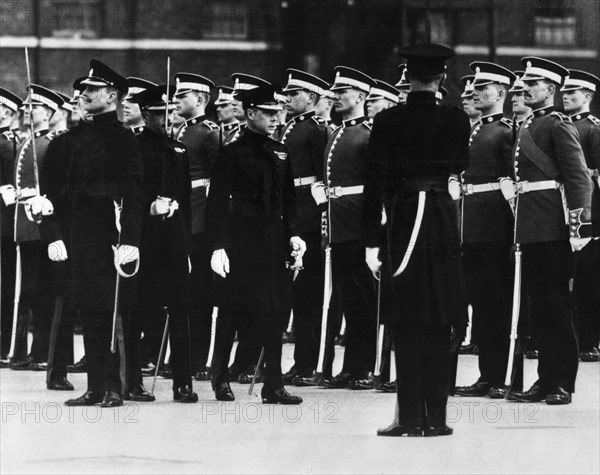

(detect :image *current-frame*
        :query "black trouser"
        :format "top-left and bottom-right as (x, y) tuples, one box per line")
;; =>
(574, 239), (600, 351)
(463, 240), (512, 386)
(394, 323), (451, 428)
(189, 232), (214, 371)
(291, 231), (324, 373)
(1, 235), (16, 358)
(230, 321), (262, 372)
(47, 301), (76, 381)
(331, 240), (377, 376)
(522, 240), (579, 392)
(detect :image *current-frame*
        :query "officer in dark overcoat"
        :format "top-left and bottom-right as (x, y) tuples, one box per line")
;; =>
(46, 60), (145, 408)
(362, 44), (470, 437)
(206, 84), (305, 404)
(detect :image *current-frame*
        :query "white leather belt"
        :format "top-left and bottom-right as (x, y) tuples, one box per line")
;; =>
(462, 182), (501, 195)
(16, 187), (37, 199)
(191, 178), (210, 188)
(294, 176), (317, 187)
(590, 168), (599, 178)
(516, 180), (561, 193)
(326, 185), (364, 199)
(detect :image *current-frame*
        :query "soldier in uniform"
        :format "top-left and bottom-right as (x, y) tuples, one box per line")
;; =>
(366, 80), (400, 121)
(173, 72), (219, 381)
(311, 66), (378, 390)
(129, 85), (198, 402)
(560, 70), (600, 362)
(49, 92), (72, 135)
(122, 77), (157, 136)
(0, 88), (22, 367)
(315, 88), (335, 126)
(278, 69), (330, 387)
(206, 84), (305, 404)
(455, 63), (516, 399)
(214, 86), (240, 147)
(9, 85), (64, 372)
(47, 60), (144, 408)
(506, 57), (592, 405)
(461, 75), (482, 128)
(395, 64), (410, 105)
(362, 44), (470, 436)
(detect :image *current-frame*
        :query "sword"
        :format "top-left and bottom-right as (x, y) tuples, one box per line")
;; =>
(316, 245), (332, 375)
(373, 273), (384, 383)
(24, 47), (40, 196)
(151, 306), (170, 397)
(205, 307), (218, 373)
(248, 347), (265, 396)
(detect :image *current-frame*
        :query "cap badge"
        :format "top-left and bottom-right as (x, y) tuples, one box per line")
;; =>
(526, 61), (532, 71)
(288, 73), (292, 83)
(89, 68), (94, 77)
(475, 66), (481, 74)
(161, 93), (168, 103)
(336, 71), (341, 78)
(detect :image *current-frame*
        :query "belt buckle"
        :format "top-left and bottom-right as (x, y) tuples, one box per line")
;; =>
(329, 186), (342, 199)
(465, 184), (474, 195)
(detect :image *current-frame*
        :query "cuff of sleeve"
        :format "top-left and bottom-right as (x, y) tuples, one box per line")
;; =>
(568, 208), (592, 238)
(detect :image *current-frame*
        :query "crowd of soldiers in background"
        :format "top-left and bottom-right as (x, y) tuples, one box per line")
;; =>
(0, 53), (598, 409)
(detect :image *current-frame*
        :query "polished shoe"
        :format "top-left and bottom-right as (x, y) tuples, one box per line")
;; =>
(580, 348), (600, 362)
(545, 386), (571, 405)
(292, 370), (319, 387)
(282, 330), (295, 344)
(174, 385), (199, 403)
(334, 334), (346, 346)
(141, 362), (157, 377)
(125, 385), (155, 402)
(8, 356), (34, 370)
(488, 386), (507, 399)
(228, 365), (243, 382)
(47, 376), (74, 391)
(215, 382), (235, 401)
(348, 372), (375, 390)
(194, 366), (210, 381)
(283, 367), (299, 385)
(508, 383), (547, 402)
(455, 380), (491, 397)
(0, 356), (10, 368)
(238, 365), (263, 384)
(377, 380), (397, 393)
(322, 371), (352, 389)
(524, 349), (539, 359)
(459, 343), (477, 354)
(424, 425), (454, 437)
(29, 361), (48, 371)
(67, 356), (87, 373)
(101, 390), (123, 407)
(261, 386), (302, 404)
(377, 423), (423, 437)
(158, 364), (173, 379)
(65, 390), (103, 406)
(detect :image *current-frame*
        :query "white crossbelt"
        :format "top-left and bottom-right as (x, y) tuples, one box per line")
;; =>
(462, 182), (501, 195)
(191, 178), (211, 188)
(294, 176), (317, 187)
(516, 180), (561, 193)
(326, 185), (364, 199)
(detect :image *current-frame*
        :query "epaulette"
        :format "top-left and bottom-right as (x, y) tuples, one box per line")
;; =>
(550, 111), (570, 122)
(362, 120), (373, 131)
(202, 119), (219, 130)
(311, 115), (326, 125)
(588, 115), (600, 126)
(500, 117), (513, 128)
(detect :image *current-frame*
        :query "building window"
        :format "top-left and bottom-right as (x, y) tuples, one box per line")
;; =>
(42, 0), (102, 39)
(201, 1), (249, 39)
(534, 15), (577, 46)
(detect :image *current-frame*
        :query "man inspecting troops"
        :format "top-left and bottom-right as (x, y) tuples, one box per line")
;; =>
(173, 72), (220, 381)
(560, 69), (600, 362)
(278, 69), (330, 387)
(455, 63), (516, 399)
(362, 43), (470, 436)
(206, 84), (305, 404)
(506, 57), (593, 405)
(44, 60), (145, 408)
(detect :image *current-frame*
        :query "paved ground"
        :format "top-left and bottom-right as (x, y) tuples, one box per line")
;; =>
(1, 339), (599, 474)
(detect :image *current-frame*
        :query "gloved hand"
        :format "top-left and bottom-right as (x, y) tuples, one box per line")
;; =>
(24, 195), (54, 222)
(150, 196), (179, 218)
(365, 247), (382, 276)
(569, 236), (591, 252)
(48, 240), (68, 262)
(114, 244), (140, 266)
(499, 177), (517, 201)
(0, 184), (16, 206)
(447, 176), (462, 200)
(211, 249), (230, 278)
(188, 255), (192, 274)
(289, 236), (307, 259)
(450, 326), (466, 353)
(310, 181), (327, 205)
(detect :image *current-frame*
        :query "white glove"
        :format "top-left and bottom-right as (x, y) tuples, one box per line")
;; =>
(499, 177), (517, 201)
(211, 249), (230, 278)
(48, 240), (68, 262)
(0, 185), (16, 206)
(447, 176), (462, 200)
(365, 247), (382, 276)
(188, 255), (192, 274)
(24, 195), (54, 222)
(114, 244), (140, 265)
(289, 236), (307, 259)
(150, 196), (179, 218)
(570, 236), (592, 252)
(310, 182), (327, 205)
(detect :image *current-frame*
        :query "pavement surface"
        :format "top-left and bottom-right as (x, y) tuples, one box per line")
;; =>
(1, 339), (599, 474)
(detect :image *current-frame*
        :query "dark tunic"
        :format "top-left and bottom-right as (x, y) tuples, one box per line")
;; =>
(362, 91), (470, 327)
